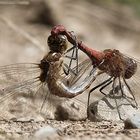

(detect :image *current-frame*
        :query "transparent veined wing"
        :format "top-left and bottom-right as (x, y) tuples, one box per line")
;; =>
(0, 58), (94, 121)
(0, 63), (42, 120)
(41, 58), (95, 120)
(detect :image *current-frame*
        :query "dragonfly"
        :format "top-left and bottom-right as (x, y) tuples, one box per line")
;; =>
(51, 25), (140, 120)
(0, 33), (96, 120)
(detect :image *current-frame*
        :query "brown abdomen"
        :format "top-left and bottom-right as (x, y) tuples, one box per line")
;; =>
(124, 58), (137, 79)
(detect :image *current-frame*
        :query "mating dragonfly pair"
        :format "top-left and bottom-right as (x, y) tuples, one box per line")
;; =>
(0, 25), (139, 121)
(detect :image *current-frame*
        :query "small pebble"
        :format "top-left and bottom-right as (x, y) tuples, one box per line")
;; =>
(124, 113), (140, 129)
(34, 125), (58, 139)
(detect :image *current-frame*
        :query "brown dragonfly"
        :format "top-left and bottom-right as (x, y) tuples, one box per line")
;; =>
(0, 34), (95, 121)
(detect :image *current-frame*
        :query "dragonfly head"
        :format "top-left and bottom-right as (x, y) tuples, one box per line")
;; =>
(47, 34), (68, 54)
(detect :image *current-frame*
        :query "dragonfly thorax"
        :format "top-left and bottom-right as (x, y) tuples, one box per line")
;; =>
(98, 49), (126, 78)
(39, 52), (62, 82)
(98, 49), (137, 79)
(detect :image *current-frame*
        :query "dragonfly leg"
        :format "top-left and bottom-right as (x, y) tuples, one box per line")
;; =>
(118, 77), (124, 97)
(99, 80), (113, 96)
(63, 64), (77, 76)
(64, 46), (79, 75)
(112, 78), (124, 121)
(64, 46), (77, 57)
(64, 32), (79, 75)
(87, 77), (112, 107)
(123, 77), (138, 108)
(118, 77), (131, 105)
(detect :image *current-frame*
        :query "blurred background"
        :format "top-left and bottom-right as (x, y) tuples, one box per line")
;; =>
(0, 0), (140, 121)
(0, 0), (140, 65)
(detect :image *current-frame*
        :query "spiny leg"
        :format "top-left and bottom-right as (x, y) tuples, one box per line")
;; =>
(123, 77), (138, 108)
(99, 80), (113, 96)
(118, 77), (124, 97)
(64, 34), (79, 75)
(118, 77), (134, 107)
(107, 77), (135, 108)
(65, 46), (77, 56)
(76, 46), (79, 74)
(112, 78), (123, 120)
(87, 77), (112, 107)
(63, 63), (77, 76)
(67, 47), (76, 74)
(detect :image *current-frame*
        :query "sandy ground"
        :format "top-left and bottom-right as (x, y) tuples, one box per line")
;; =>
(0, 0), (140, 139)
(0, 120), (139, 140)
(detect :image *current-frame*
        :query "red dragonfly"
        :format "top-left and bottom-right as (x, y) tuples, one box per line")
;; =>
(0, 34), (95, 120)
(51, 25), (140, 120)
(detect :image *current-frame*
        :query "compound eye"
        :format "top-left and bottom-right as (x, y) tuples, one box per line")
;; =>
(47, 35), (55, 45)
(47, 35), (66, 45)
(47, 35), (67, 53)
(58, 35), (67, 44)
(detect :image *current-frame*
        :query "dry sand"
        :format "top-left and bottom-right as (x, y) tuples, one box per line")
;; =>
(0, 1), (140, 139)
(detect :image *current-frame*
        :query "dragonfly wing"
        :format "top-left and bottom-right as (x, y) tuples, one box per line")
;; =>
(0, 63), (41, 102)
(0, 61), (92, 121)
(88, 68), (140, 121)
(0, 63), (45, 120)
(62, 58), (93, 86)
(0, 63), (40, 88)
